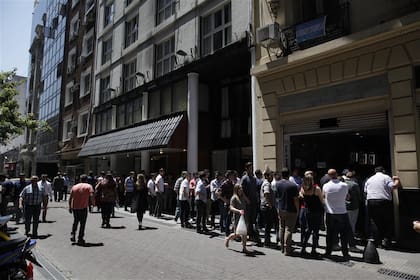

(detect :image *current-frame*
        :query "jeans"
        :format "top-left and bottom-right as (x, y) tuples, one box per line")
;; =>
(24, 204), (41, 236)
(154, 193), (163, 217)
(279, 211), (298, 253)
(325, 213), (351, 256)
(261, 207), (276, 244)
(246, 203), (259, 241)
(174, 199), (181, 220)
(220, 202), (232, 236)
(196, 200), (207, 231)
(72, 208), (88, 240)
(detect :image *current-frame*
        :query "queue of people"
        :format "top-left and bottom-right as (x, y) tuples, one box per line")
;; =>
(2, 163), (409, 257)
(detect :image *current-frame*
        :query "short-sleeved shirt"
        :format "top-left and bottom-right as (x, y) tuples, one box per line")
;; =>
(195, 179), (207, 203)
(179, 179), (190, 201)
(240, 174), (258, 205)
(71, 183), (93, 209)
(276, 179), (299, 212)
(20, 183), (46, 206)
(155, 174), (164, 193)
(210, 178), (222, 201)
(147, 179), (156, 196)
(260, 179), (274, 209)
(125, 176), (135, 192)
(364, 172), (394, 201)
(323, 179), (348, 214)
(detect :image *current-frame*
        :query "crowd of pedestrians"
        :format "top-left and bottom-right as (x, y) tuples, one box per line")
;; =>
(1, 162), (409, 257)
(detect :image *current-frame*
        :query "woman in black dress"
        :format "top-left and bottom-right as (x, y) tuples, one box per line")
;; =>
(132, 174), (148, 230)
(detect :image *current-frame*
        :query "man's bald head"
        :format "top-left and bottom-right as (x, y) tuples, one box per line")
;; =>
(328, 169), (337, 179)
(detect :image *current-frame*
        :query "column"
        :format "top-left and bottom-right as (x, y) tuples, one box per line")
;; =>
(141, 150), (150, 175)
(187, 73), (199, 174)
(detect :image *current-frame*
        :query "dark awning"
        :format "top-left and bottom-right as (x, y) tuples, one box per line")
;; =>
(78, 114), (183, 157)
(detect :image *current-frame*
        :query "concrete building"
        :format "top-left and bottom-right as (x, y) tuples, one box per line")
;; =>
(252, 0), (420, 247)
(78, 0), (254, 176)
(56, 0), (97, 180)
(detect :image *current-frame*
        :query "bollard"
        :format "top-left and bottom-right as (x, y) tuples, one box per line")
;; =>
(363, 239), (381, 264)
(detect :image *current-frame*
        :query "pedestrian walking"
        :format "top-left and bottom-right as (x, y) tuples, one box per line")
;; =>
(68, 174), (94, 245)
(38, 174), (53, 222)
(124, 171), (135, 211)
(132, 174), (148, 230)
(364, 166), (401, 248)
(53, 172), (65, 202)
(225, 184), (249, 253)
(19, 175), (48, 238)
(96, 173), (118, 228)
(323, 169), (351, 260)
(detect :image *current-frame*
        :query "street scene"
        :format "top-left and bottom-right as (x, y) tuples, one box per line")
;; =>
(8, 200), (420, 280)
(1, 0), (420, 279)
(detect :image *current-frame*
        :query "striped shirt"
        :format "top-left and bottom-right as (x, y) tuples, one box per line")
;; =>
(20, 183), (47, 205)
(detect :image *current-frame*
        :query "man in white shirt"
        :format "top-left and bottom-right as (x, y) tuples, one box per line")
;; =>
(179, 172), (191, 228)
(39, 174), (53, 222)
(364, 166), (400, 248)
(147, 173), (157, 216)
(322, 169), (351, 259)
(154, 168), (165, 218)
(195, 171), (208, 233)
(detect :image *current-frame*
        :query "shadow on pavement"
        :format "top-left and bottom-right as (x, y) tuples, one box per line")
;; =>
(41, 220), (56, 224)
(72, 242), (104, 247)
(106, 226), (126, 229)
(138, 226), (158, 230)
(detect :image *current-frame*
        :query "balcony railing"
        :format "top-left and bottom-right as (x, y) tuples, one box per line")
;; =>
(283, 2), (350, 53)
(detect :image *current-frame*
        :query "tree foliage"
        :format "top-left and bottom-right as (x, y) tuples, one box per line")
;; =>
(0, 69), (49, 145)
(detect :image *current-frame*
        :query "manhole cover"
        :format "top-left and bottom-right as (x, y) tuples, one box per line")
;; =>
(378, 268), (420, 280)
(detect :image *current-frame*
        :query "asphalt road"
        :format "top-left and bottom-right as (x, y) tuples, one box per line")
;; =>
(12, 201), (419, 280)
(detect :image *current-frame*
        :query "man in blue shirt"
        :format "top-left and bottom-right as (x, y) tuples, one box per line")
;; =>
(19, 175), (48, 237)
(124, 171), (135, 211)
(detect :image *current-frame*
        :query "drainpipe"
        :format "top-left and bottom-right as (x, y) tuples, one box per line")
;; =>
(249, 0), (258, 170)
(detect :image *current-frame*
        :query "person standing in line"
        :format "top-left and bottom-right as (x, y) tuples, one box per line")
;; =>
(343, 171), (363, 253)
(254, 169), (264, 230)
(68, 174), (94, 245)
(323, 169), (351, 260)
(289, 168), (302, 189)
(276, 168), (300, 255)
(179, 172), (191, 228)
(174, 171), (187, 223)
(19, 176), (48, 238)
(189, 172), (198, 221)
(132, 174), (148, 230)
(53, 172), (64, 202)
(210, 171), (223, 230)
(260, 167), (276, 247)
(195, 171), (209, 233)
(364, 166), (400, 248)
(124, 171), (135, 211)
(240, 162), (260, 244)
(38, 174), (53, 222)
(224, 184), (249, 253)
(87, 171), (97, 212)
(147, 173), (157, 216)
(299, 174), (323, 256)
(218, 170), (235, 236)
(96, 173), (118, 228)
(154, 168), (165, 218)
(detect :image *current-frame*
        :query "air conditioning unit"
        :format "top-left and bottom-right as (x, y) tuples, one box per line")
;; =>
(256, 22), (281, 48)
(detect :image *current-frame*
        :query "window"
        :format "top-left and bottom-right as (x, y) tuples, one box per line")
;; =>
(133, 97), (142, 123)
(157, 0), (176, 25)
(67, 48), (76, 73)
(126, 0), (133, 6)
(95, 109), (112, 133)
(155, 36), (175, 78)
(117, 104), (125, 128)
(78, 111), (89, 136)
(65, 82), (74, 107)
(126, 102), (134, 125)
(102, 37), (112, 65)
(80, 68), (91, 97)
(99, 76), (111, 104)
(123, 59), (137, 92)
(63, 118), (73, 141)
(220, 87), (231, 138)
(84, 30), (94, 56)
(201, 3), (231, 56)
(104, 1), (114, 27)
(161, 87), (172, 115)
(125, 15), (138, 48)
(149, 90), (161, 119)
(70, 13), (79, 39)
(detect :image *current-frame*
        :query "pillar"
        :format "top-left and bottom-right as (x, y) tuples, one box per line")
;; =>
(187, 73), (199, 173)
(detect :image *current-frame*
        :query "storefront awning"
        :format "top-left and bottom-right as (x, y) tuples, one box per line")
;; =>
(78, 114), (183, 157)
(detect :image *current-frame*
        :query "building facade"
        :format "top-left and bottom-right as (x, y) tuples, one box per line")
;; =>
(78, 0), (253, 177)
(57, 0), (96, 180)
(252, 0), (420, 246)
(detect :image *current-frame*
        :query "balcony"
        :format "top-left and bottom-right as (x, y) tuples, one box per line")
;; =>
(283, 2), (350, 53)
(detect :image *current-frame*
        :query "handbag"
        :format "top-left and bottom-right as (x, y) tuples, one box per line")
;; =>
(236, 214), (247, 235)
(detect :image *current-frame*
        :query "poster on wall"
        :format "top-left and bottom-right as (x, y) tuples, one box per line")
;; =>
(368, 153), (376, 165)
(359, 153), (368, 165)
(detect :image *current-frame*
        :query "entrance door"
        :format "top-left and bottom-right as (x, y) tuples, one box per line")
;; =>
(288, 128), (391, 181)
